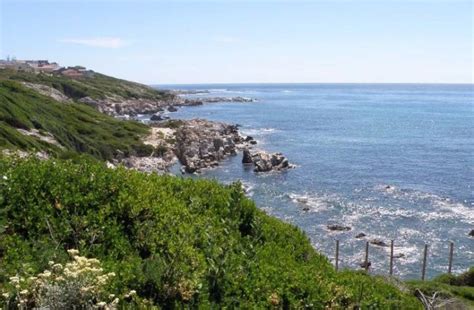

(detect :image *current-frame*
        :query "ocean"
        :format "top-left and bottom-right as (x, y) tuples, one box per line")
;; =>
(152, 83), (474, 280)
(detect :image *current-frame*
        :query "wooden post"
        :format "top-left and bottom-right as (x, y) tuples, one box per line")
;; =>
(421, 244), (428, 281)
(448, 242), (454, 274)
(335, 240), (340, 272)
(389, 240), (394, 276)
(364, 241), (369, 271)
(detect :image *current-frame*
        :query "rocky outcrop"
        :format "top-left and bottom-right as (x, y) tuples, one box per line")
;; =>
(79, 95), (183, 117)
(242, 149), (293, 172)
(16, 128), (64, 149)
(117, 126), (177, 173)
(242, 148), (253, 164)
(21, 82), (72, 103)
(182, 96), (256, 105)
(174, 119), (250, 173)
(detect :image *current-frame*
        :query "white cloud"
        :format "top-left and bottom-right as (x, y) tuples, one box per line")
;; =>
(59, 37), (127, 48)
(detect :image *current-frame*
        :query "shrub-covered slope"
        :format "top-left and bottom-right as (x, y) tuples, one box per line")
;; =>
(0, 157), (421, 308)
(0, 80), (152, 160)
(0, 69), (172, 102)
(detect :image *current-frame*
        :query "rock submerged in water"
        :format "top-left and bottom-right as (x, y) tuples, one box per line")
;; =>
(150, 113), (163, 121)
(241, 148), (293, 172)
(168, 105), (178, 112)
(370, 239), (388, 247)
(469, 229), (474, 237)
(327, 225), (351, 231)
(393, 253), (405, 259)
(359, 261), (371, 269)
(355, 233), (366, 239)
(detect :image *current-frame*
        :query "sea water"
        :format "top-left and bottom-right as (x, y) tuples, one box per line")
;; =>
(153, 83), (473, 279)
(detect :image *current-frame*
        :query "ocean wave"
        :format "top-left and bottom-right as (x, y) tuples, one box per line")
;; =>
(241, 127), (279, 137)
(376, 185), (474, 223)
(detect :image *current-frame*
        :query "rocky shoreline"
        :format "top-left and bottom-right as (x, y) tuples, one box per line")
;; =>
(117, 117), (292, 176)
(18, 81), (291, 176)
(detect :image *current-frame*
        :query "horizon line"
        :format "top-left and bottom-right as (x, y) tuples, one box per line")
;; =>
(150, 81), (474, 86)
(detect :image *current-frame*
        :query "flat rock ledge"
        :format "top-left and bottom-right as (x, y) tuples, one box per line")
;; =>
(242, 148), (293, 173)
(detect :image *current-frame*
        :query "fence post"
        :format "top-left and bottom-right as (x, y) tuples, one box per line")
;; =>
(421, 244), (428, 281)
(335, 240), (340, 272)
(364, 241), (369, 271)
(389, 240), (394, 276)
(448, 242), (454, 274)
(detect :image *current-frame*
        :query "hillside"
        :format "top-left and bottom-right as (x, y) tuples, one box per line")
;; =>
(0, 157), (422, 308)
(0, 79), (153, 160)
(0, 69), (177, 116)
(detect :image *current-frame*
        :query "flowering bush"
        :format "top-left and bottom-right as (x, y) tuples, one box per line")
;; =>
(0, 249), (135, 309)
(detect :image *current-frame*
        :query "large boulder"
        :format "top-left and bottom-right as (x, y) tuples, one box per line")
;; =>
(245, 151), (293, 173)
(242, 148), (253, 164)
(150, 113), (163, 121)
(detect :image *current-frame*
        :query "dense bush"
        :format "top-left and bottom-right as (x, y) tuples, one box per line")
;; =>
(0, 157), (421, 308)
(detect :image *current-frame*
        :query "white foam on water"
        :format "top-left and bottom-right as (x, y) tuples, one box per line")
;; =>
(376, 185), (474, 224)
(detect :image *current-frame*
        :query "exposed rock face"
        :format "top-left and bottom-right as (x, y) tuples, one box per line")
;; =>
(118, 126), (177, 173)
(174, 119), (249, 173)
(327, 225), (351, 231)
(120, 156), (171, 173)
(21, 82), (72, 103)
(242, 148), (253, 164)
(16, 128), (64, 149)
(242, 150), (293, 172)
(79, 96), (183, 117)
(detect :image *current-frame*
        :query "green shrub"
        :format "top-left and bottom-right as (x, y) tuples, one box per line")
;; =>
(0, 157), (421, 308)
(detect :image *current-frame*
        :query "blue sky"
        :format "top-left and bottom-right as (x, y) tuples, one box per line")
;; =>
(1, 0), (472, 84)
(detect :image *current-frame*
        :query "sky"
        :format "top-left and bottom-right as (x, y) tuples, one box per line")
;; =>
(0, 0), (472, 84)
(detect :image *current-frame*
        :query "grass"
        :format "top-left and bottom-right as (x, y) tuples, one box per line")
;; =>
(406, 268), (474, 308)
(0, 79), (154, 160)
(0, 157), (422, 308)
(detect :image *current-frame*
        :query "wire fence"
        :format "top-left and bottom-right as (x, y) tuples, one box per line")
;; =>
(333, 240), (456, 280)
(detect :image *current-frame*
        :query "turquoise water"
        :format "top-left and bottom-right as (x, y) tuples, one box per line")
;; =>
(154, 83), (473, 279)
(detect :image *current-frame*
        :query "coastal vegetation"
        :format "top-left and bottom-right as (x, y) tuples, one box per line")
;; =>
(0, 157), (421, 308)
(0, 67), (471, 308)
(0, 69), (172, 102)
(0, 79), (152, 160)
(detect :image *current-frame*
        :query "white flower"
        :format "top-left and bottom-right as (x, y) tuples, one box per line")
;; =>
(9, 276), (20, 284)
(2, 175), (7, 180)
(97, 301), (106, 307)
(129, 290), (136, 296)
(67, 249), (80, 256)
(19, 290), (28, 295)
(2, 292), (9, 299)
